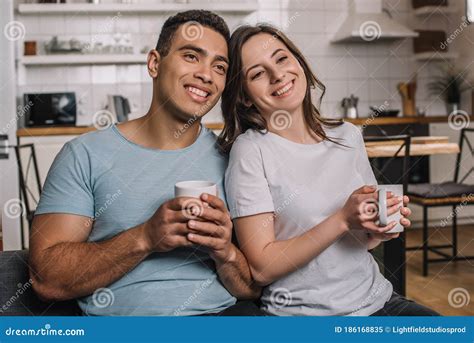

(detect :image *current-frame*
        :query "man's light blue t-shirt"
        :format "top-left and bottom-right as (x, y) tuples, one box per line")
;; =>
(35, 124), (236, 316)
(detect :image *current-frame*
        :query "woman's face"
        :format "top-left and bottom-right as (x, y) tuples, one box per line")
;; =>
(241, 33), (307, 118)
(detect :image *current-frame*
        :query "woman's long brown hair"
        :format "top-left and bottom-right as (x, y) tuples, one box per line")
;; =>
(217, 24), (346, 154)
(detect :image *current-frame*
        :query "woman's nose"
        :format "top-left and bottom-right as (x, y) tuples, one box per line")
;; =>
(270, 70), (285, 84)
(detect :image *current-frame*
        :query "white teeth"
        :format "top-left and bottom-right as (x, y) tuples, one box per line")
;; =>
(186, 86), (209, 98)
(274, 81), (293, 96)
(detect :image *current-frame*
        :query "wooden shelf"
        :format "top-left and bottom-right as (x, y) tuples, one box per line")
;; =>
(17, 3), (258, 15)
(20, 54), (147, 66)
(413, 52), (458, 61)
(413, 6), (458, 16)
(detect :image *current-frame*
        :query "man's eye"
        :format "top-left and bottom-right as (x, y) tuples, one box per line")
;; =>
(184, 54), (197, 61)
(215, 65), (227, 74)
(251, 71), (263, 80)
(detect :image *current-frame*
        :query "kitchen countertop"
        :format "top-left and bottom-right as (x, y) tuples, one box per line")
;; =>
(16, 115), (473, 137)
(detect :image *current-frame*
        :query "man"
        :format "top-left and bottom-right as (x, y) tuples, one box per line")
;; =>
(29, 10), (261, 316)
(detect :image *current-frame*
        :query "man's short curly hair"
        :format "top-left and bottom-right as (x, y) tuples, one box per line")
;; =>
(155, 10), (230, 57)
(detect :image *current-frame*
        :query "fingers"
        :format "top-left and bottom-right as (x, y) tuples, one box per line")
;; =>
(195, 206), (230, 226)
(172, 235), (194, 248)
(401, 206), (411, 217)
(188, 220), (227, 238)
(403, 195), (410, 206)
(200, 193), (226, 212)
(167, 197), (204, 212)
(354, 185), (378, 195)
(187, 232), (222, 248)
(363, 220), (397, 234)
(400, 217), (411, 228)
(387, 202), (403, 216)
(169, 223), (190, 235)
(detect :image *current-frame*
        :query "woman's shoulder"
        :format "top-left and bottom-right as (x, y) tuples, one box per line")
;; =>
(229, 129), (267, 157)
(323, 120), (363, 142)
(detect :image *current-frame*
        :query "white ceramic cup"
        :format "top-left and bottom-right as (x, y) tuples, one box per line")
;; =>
(378, 184), (404, 233)
(174, 180), (217, 198)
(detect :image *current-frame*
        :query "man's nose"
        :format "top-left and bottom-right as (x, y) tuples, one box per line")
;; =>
(195, 64), (213, 84)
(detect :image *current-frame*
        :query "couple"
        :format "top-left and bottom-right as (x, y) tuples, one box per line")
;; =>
(30, 10), (438, 316)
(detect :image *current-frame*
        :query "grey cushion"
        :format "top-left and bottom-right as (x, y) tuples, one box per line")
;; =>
(0, 250), (81, 316)
(407, 182), (474, 199)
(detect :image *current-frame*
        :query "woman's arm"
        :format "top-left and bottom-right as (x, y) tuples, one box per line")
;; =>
(234, 210), (349, 286)
(235, 186), (405, 287)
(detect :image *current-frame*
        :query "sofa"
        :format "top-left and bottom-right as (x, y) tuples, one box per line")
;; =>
(0, 250), (82, 316)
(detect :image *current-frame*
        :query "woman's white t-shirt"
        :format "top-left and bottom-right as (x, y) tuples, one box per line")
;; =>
(225, 122), (392, 316)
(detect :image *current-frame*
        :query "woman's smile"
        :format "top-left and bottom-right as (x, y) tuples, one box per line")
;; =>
(271, 79), (295, 98)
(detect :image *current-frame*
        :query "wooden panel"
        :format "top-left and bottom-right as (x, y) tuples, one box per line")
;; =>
(366, 143), (460, 158)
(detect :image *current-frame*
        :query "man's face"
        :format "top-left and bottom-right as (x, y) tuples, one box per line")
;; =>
(154, 24), (228, 122)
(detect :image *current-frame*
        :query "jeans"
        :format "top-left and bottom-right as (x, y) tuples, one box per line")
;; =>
(199, 301), (266, 316)
(370, 292), (440, 316)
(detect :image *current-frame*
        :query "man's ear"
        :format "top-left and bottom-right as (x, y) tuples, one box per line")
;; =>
(147, 49), (161, 78)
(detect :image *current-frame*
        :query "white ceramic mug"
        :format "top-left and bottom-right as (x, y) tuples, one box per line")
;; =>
(174, 180), (217, 198)
(378, 184), (404, 233)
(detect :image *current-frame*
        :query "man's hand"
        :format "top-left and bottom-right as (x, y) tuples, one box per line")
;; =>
(142, 197), (197, 252)
(185, 193), (235, 264)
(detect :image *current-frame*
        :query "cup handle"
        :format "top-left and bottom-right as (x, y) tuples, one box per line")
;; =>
(378, 189), (387, 226)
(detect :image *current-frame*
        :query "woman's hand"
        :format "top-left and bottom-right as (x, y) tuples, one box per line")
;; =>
(369, 195), (411, 242)
(338, 185), (403, 235)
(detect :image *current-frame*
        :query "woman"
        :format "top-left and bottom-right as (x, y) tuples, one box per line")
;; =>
(218, 25), (439, 316)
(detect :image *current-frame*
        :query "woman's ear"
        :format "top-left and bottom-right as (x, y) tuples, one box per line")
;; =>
(147, 49), (161, 78)
(242, 95), (253, 108)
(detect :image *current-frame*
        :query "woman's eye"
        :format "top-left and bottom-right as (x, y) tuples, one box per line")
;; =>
(277, 56), (288, 63)
(251, 71), (263, 80)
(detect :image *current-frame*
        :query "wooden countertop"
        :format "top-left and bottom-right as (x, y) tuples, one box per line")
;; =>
(16, 123), (224, 137)
(16, 115), (473, 137)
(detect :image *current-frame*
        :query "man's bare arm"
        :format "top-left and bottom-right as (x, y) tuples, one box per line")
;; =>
(29, 213), (151, 301)
(29, 197), (196, 302)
